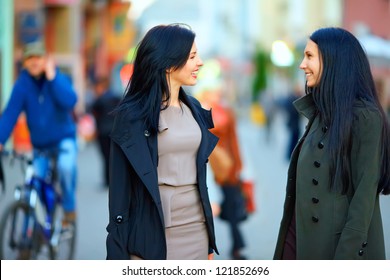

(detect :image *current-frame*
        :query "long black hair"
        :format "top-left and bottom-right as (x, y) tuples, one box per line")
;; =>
(114, 23), (195, 134)
(307, 27), (390, 195)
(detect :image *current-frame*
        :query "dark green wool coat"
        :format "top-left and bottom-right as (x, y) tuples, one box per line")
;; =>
(274, 94), (386, 260)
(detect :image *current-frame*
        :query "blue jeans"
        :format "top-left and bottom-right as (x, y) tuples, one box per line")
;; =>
(33, 137), (78, 212)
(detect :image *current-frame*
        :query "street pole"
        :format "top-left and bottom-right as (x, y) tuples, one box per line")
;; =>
(0, 0), (14, 110)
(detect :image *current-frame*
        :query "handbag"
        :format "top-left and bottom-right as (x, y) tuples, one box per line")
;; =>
(241, 179), (256, 214)
(209, 145), (233, 183)
(219, 184), (248, 223)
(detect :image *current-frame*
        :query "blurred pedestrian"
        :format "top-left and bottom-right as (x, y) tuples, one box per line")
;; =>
(274, 27), (390, 260)
(90, 76), (121, 188)
(0, 41), (78, 226)
(106, 24), (219, 260)
(276, 84), (303, 160)
(199, 83), (248, 260)
(259, 90), (276, 143)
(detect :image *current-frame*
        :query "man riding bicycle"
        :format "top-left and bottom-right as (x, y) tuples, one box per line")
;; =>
(0, 41), (78, 227)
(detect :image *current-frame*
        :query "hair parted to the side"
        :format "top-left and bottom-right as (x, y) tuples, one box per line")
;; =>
(114, 23), (196, 134)
(307, 27), (390, 195)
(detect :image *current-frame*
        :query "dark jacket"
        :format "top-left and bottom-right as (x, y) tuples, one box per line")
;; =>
(106, 92), (219, 260)
(274, 94), (386, 260)
(90, 90), (121, 137)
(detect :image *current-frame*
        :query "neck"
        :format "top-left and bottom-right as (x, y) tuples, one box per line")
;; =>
(166, 72), (182, 106)
(169, 93), (181, 107)
(168, 86), (181, 107)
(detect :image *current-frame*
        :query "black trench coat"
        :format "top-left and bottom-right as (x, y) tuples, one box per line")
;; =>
(106, 92), (219, 260)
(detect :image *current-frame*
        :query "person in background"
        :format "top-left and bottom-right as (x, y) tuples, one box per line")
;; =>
(276, 83), (303, 160)
(274, 27), (390, 260)
(106, 24), (219, 260)
(0, 41), (78, 226)
(90, 76), (121, 189)
(199, 83), (248, 260)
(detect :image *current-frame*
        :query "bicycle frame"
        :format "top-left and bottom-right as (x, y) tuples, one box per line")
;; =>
(26, 154), (64, 254)
(0, 149), (72, 260)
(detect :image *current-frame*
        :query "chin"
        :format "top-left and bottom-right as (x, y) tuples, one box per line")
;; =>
(186, 81), (197, 86)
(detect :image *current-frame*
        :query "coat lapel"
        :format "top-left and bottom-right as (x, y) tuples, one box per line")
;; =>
(111, 119), (161, 204)
(181, 93), (219, 165)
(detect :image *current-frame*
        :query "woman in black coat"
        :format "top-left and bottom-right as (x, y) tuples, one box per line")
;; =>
(106, 24), (219, 260)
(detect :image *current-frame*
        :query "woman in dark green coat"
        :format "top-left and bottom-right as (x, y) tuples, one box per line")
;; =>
(274, 27), (390, 260)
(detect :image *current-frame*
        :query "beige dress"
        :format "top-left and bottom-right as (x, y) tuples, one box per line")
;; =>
(157, 103), (208, 260)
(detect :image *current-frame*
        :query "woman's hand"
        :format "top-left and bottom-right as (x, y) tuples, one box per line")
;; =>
(211, 203), (221, 217)
(208, 253), (214, 260)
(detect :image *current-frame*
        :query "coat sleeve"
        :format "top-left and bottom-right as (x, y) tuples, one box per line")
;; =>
(334, 108), (382, 259)
(106, 139), (132, 260)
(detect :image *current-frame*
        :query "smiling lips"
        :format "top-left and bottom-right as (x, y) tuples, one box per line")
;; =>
(191, 70), (199, 78)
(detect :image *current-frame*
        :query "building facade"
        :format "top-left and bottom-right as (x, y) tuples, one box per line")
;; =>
(343, 0), (390, 109)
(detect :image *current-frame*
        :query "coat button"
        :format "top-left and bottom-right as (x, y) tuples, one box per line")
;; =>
(312, 179), (318, 185)
(116, 215), (123, 223)
(144, 130), (150, 137)
(362, 242), (368, 248)
(318, 142), (324, 149)
(322, 126), (328, 133)
(312, 216), (319, 223)
(314, 161), (321, 168)
(358, 249), (364, 256)
(312, 197), (319, 203)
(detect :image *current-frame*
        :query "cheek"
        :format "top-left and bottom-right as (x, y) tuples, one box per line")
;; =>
(315, 65), (322, 79)
(184, 65), (193, 75)
(28, 63), (45, 75)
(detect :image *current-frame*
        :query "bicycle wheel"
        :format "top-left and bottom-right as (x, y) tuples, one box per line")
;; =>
(50, 205), (77, 260)
(0, 201), (43, 260)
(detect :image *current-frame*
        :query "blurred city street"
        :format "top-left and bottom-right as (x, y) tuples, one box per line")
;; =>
(1, 112), (390, 260)
(0, 0), (389, 268)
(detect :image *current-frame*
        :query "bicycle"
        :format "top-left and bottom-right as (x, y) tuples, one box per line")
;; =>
(0, 149), (76, 260)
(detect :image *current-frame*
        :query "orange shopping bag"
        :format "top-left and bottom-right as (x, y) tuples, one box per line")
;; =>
(241, 180), (256, 214)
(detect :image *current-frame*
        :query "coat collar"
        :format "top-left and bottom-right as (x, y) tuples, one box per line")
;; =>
(293, 93), (317, 120)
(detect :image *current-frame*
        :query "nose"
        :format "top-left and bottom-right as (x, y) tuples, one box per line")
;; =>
(198, 57), (204, 67)
(299, 59), (305, 70)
